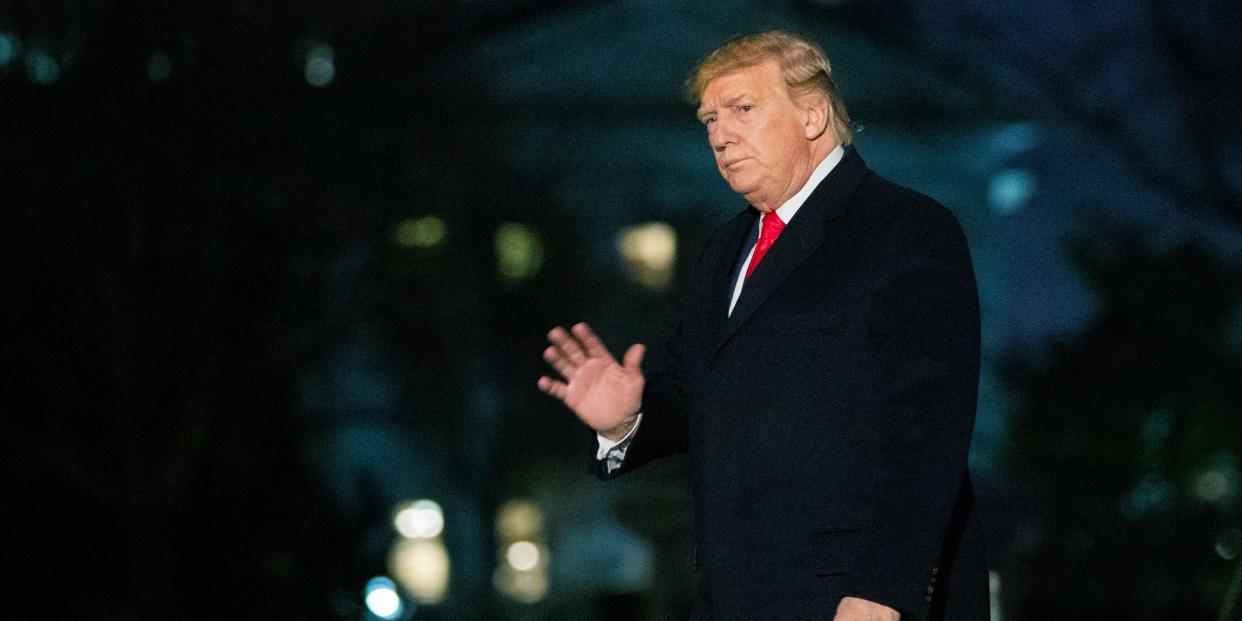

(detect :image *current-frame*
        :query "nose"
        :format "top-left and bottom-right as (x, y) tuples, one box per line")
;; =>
(709, 117), (737, 153)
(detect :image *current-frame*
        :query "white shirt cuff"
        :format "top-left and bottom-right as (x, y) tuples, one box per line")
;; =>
(595, 413), (643, 472)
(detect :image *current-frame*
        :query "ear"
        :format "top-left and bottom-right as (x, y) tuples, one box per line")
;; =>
(801, 91), (831, 141)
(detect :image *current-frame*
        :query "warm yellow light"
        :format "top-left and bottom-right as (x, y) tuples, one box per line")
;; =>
(496, 499), (543, 542)
(393, 499), (444, 539)
(393, 216), (446, 248)
(493, 564), (549, 604)
(388, 537), (450, 604)
(617, 222), (677, 290)
(494, 499), (549, 603)
(495, 223), (544, 280)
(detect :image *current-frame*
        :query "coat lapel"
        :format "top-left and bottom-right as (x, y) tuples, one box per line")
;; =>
(710, 148), (870, 359)
(698, 208), (758, 342)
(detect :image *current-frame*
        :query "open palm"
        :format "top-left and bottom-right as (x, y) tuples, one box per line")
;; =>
(537, 322), (645, 440)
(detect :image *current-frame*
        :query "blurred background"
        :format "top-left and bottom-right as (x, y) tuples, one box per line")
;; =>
(4, 0), (1241, 619)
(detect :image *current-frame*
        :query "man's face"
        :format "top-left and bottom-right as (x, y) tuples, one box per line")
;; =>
(697, 60), (815, 212)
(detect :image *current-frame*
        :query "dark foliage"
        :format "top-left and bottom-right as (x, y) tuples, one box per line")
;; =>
(1002, 226), (1242, 620)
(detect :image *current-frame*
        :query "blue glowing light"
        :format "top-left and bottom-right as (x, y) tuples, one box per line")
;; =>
(0, 32), (19, 67)
(304, 43), (335, 88)
(987, 169), (1036, 216)
(24, 48), (60, 85)
(991, 122), (1039, 156)
(364, 576), (405, 620)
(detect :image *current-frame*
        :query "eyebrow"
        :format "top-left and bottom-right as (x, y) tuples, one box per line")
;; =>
(697, 93), (752, 120)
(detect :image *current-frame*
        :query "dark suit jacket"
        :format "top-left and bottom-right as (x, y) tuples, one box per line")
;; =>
(594, 148), (987, 621)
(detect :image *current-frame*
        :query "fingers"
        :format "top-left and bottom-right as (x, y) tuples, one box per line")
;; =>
(572, 322), (616, 362)
(547, 326), (588, 366)
(536, 376), (568, 400)
(622, 343), (646, 370)
(543, 345), (575, 380)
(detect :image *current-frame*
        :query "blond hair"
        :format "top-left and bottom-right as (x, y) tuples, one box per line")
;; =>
(686, 31), (853, 146)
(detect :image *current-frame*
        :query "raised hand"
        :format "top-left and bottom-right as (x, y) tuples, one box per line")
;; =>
(537, 322), (645, 441)
(833, 597), (900, 621)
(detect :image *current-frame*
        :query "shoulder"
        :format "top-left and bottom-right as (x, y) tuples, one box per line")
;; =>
(850, 170), (970, 257)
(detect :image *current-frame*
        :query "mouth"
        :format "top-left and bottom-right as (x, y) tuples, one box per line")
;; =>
(722, 157), (750, 171)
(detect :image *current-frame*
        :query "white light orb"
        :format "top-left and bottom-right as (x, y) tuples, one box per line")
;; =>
(506, 541), (540, 571)
(364, 576), (404, 619)
(393, 499), (444, 539)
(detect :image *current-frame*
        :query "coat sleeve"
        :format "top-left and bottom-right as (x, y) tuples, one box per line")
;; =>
(844, 199), (981, 620)
(587, 317), (690, 480)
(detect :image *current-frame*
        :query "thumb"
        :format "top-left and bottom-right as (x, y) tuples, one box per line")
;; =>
(621, 343), (646, 371)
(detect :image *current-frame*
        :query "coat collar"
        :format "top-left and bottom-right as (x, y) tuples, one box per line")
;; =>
(709, 146), (870, 358)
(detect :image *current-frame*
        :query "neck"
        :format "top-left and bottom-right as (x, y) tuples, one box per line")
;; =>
(748, 137), (839, 212)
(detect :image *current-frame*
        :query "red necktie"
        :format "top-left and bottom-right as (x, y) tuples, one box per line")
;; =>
(744, 212), (785, 280)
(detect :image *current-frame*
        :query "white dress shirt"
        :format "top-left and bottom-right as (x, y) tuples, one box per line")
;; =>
(597, 146), (846, 472)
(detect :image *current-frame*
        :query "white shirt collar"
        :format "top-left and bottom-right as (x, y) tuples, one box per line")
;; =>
(770, 144), (845, 225)
(727, 145), (846, 317)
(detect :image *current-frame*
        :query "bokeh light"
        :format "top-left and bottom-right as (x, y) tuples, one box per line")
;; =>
(617, 222), (677, 291)
(987, 168), (1035, 216)
(1119, 474), (1174, 520)
(493, 569), (548, 604)
(304, 42), (335, 88)
(991, 121), (1039, 156)
(494, 223), (544, 281)
(388, 537), (450, 604)
(1217, 529), (1242, 561)
(494, 499), (549, 604)
(506, 541), (540, 571)
(496, 499), (543, 542)
(0, 32), (20, 68)
(392, 499), (444, 539)
(364, 576), (404, 620)
(392, 216), (446, 249)
(24, 48), (59, 85)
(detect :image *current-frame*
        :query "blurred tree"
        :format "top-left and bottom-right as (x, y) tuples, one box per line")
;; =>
(3, 0), (623, 618)
(806, 0), (1242, 228)
(1001, 225), (1242, 619)
(3, 2), (367, 616)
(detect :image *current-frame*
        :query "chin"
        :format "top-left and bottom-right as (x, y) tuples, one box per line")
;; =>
(726, 178), (760, 197)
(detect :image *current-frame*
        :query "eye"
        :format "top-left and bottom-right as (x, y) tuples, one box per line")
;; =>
(703, 115), (717, 126)
(738, 105), (752, 113)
